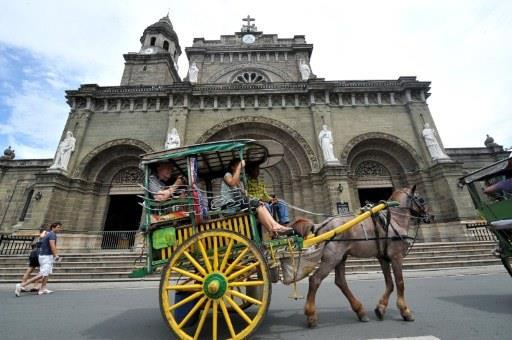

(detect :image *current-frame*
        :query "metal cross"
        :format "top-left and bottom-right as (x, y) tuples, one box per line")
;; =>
(241, 15), (256, 32)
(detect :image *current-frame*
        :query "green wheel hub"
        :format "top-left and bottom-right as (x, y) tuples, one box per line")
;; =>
(203, 272), (227, 299)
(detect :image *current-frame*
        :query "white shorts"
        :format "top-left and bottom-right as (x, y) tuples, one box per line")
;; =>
(38, 255), (54, 277)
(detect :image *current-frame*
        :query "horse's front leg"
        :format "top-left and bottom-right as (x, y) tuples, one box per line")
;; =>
(375, 258), (394, 320)
(334, 258), (369, 322)
(304, 258), (336, 328)
(390, 256), (414, 321)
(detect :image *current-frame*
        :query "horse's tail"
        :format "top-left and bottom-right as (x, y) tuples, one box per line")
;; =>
(288, 217), (315, 237)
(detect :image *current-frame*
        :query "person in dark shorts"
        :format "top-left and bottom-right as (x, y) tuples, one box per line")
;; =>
(15, 226), (47, 295)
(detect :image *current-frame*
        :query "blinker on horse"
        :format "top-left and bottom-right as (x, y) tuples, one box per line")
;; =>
(288, 185), (430, 328)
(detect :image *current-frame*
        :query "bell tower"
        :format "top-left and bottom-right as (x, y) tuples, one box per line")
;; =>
(120, 14), (181, 85)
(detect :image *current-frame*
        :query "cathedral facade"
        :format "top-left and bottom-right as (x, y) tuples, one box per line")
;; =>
(0, 16), (508, 233)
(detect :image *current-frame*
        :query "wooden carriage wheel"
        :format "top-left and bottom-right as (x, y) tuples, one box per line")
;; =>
(159, 230), (271, 340)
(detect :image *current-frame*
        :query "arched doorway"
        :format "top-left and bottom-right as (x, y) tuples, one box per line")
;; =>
(104, 167), (143, 232)
(75, 139), (152, 232)
(344, 134), (421, 208)
(196, 116), (319, 219)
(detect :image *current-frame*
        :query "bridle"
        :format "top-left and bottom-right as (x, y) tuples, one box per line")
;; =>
(396, 190), (431, 223)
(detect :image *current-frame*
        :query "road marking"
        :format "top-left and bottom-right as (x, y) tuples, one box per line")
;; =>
(368, 336), (440, 340)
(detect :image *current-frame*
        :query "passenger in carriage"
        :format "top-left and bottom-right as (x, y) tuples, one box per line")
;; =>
(148, 161), (188, 223)
(484, 155), (512, 200)
(246, 162), (290, 225)
(221, 158), (292, 235)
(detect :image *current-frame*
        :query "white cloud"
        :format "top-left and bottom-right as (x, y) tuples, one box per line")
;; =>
(0, 0), (510, 153)
(3, 79), (68, 158)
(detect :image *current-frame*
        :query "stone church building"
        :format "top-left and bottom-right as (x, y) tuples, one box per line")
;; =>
(0, 15), (508, 235)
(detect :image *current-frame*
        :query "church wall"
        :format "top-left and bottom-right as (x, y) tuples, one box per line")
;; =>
(72, 109), (168, 172)
(0, 160), (52, 231)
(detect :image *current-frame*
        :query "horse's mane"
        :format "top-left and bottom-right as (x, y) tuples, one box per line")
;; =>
(289, 217), (315, 237)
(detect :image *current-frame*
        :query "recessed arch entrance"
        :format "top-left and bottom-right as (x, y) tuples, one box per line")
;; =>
(76, 140), (152, 233)
(343, 133), (421, 207)
(196, 116), (320, 219)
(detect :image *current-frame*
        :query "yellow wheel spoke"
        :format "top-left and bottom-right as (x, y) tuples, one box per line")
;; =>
(168, 291), (204, 312)
(228, 289), (262, 305)
(223, 247), (249, 276)
(171, 267), (204, 282)
(213, 236), (219, 271)
(193, 299), (211, 340)
(183, 251), (207, 277)
(219, 239), (234, 272)
(219, 299), (236, 339)
(197, 239), (213, 273)
(227, 262), (259, 281)
(225, 294), (253, 325)
(229, 280), (265, 287)
(178, 296), (207, 328)
(166, 284), (202, 291)
(212, 300), (218, 340)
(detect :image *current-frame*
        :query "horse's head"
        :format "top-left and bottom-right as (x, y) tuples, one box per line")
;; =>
(390, 185), (432, 223)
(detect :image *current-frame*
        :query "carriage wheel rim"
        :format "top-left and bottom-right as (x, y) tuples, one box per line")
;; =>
(159, 230), (271, 340)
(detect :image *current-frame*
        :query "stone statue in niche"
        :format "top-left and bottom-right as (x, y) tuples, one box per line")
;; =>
(188, 62), (199, 84)
(165, 128), (181, 149)
(299, 59), (311, 81)
(50, 131), (76, 171)
(422, 123), (450, 160)
(0, 146), (15, 160)
(318, 124), (339, 163)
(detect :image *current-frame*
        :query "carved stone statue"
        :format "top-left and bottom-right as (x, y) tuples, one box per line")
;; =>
(484, 134), (501, 149)
(50, 131), (76, 171)
(299, 59), (311, 81)
(188, 62), (199, 84)
(422, 123), (449, 161)
(0, 146), (15, 160)
(318, 124), (338, 163)
(165, 128), (181, 149)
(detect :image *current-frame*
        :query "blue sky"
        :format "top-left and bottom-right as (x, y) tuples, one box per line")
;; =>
(0, 0), (511, 159)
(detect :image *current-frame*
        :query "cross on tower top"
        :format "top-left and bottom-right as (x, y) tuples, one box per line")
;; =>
(241, 15), (257, 32)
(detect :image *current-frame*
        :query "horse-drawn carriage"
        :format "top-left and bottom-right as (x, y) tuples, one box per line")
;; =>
(132, 139), (429, 339)
(458, 156), (512, 277)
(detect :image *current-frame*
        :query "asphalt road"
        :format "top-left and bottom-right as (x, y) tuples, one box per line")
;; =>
(1, 267), (511, 340)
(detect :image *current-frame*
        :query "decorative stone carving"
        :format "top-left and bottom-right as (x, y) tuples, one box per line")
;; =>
(112, 167), (143, 184)
(50, 131), (76, 171)
(165, 128), (181, 149)
(188, 62), (199, 84)
(232, 71), (267, 83)
(0, 146), (15, 160)
(318, 124), (339, 163)
(299, 59), (311, 81)
(422, 123), (450, 161)
(484, 134), (502, 149)
(355, 160), (390, 177)
(73, 139), (153, 178)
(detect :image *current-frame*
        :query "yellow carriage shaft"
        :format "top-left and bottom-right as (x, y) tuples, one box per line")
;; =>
(303, 201), (398, 248)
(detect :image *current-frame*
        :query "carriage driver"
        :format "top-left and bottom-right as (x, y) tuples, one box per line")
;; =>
(148, 162), (188, 222)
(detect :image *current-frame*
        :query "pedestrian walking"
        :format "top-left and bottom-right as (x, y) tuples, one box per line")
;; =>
(15, 222), (63, 296)
(15, 226), (47, 294)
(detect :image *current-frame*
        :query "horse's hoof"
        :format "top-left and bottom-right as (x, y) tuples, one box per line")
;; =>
(358, 315), (370, 322)
(374, 308), (384, 321)
(307, 319), (317, 328)
(402, 314), (415, 322)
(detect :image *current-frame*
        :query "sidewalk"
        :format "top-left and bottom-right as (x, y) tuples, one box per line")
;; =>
(0, 265), (506, 292)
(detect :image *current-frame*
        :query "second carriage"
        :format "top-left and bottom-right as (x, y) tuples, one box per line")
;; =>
(132, 139), (398, 339)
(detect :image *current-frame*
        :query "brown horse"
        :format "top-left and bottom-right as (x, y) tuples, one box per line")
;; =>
(290, 185), (430, 327)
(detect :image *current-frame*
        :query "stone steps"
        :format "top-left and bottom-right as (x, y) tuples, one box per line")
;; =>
(0, 241), (500, 283)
